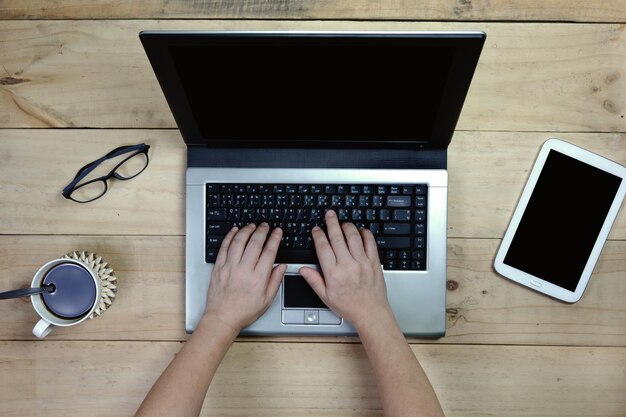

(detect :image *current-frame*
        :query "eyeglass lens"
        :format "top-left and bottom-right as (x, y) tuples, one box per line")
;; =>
(70, 151), (148, 202)
(71, 180), (107, 203)
(115, 152), (149, 179)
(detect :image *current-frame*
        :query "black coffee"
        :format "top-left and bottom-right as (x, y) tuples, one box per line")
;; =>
(42, 263), (97, 319)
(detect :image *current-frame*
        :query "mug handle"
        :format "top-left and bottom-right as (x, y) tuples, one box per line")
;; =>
(33, 318), (54, 338)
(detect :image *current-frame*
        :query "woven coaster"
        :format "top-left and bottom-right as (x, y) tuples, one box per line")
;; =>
(63, 251), (117, 319)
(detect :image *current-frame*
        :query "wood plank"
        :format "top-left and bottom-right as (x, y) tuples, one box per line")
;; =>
(1, 235), (624, 346)
(1, 0), (625, 23)
(0, 340), (624, 417)
(1, 20), (625, 132)
(444, 238), (626, 346)
(1, 129), (623, 238)
(0, 129), (186, 236)
(447, 131), (626, 240)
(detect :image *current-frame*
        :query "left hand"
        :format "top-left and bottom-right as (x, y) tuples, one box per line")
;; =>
(204, 223), (287, 332)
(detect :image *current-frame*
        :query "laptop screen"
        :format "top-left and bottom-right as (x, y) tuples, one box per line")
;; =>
(141, 32), (485, 149)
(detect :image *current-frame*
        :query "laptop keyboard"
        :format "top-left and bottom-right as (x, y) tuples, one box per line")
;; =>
(205, 183), (427, 270)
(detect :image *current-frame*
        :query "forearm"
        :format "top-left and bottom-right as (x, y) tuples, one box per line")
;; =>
(134, 313), (239, 417)
(356, 309), (444, 417)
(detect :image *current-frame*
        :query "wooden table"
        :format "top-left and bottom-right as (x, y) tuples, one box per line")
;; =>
(1, 2), (625, 416)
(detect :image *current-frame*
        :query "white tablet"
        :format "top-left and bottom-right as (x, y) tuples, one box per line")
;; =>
(494, 138), (626, 302)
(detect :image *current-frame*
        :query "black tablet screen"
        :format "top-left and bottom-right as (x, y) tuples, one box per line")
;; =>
(503, 150), (622, 291)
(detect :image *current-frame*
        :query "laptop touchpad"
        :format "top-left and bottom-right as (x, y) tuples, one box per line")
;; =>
(283, 274), (327, 309)
(282, 274), (342, 326)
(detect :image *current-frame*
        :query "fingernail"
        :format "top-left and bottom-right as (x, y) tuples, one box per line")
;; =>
(232, 226), (239, 231)
(326, 210), (335, 217)
(312, 226), (321, 232)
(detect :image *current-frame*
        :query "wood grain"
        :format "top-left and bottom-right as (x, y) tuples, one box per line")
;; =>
(1, 235), (623, 346)
(1, 20), (624, 132)
(0, 340), (624, 417)
(1, 129), (623, 238)
(1, 0), (625, 22)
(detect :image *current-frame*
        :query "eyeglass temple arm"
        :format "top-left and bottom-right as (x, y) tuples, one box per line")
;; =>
(106, 143), (147, 158)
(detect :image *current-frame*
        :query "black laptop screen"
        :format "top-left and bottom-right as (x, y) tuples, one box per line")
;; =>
(141, 32), (485, 148)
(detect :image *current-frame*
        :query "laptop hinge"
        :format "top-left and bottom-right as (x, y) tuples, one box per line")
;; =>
(187, 147), (447, 170)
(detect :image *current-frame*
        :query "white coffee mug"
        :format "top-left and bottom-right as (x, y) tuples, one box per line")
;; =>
(31, 258), (101, 338)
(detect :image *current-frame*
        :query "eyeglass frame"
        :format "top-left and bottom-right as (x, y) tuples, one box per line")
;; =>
(62, 143), (150, 203)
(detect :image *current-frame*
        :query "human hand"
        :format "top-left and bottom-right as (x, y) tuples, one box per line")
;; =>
(299, 210), (391, 329)
(204, 223), (287, 332)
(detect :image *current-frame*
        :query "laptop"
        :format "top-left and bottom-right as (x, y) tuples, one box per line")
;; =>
(140, 31), (485, 336)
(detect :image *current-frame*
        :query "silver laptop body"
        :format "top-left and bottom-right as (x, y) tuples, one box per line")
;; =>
(140, 30), (486, 337)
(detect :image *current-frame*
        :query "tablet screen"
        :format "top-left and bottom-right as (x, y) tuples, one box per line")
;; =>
(503, 150), (622, 291)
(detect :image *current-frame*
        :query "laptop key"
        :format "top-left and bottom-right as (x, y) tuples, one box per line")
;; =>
(375, 236), (410, 249)
(207, 237), (222, 247)
(207, 222), (230, 234)
(387, 196), (411, 207)
(412, 260), (425, 270)
(392, 209), (411, 221)
(383, 223), (410, 235)
(412, 251), (425, 260)
(206, 248), (219, 263)
(207, 208), (227, 220)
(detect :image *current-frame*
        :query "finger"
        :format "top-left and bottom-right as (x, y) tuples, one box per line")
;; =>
(226, 223), (257, 264)
(342, 222), (367, 259)
(299, 267), (328, 302)
(214, 226), (239, 267)
(311, 225), (336, 267)
(241, 222), (271, 266)
(359, 227), (381, 264)
(323, 210), (351, 260)
(266, 263), (288, 300)
(256, 226), (283, 271)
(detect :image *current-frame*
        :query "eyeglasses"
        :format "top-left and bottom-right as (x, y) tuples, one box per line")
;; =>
(62, 143), (150, 203)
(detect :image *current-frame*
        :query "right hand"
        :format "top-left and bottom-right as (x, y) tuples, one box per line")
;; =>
(299, 210), (391, 329)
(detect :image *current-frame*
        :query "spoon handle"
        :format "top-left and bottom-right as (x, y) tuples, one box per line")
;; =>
(0, 284), (55, 300)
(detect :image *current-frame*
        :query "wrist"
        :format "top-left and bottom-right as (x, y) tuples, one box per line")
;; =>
(198, 311), (241, 341)
(350, 304), (397, 334)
